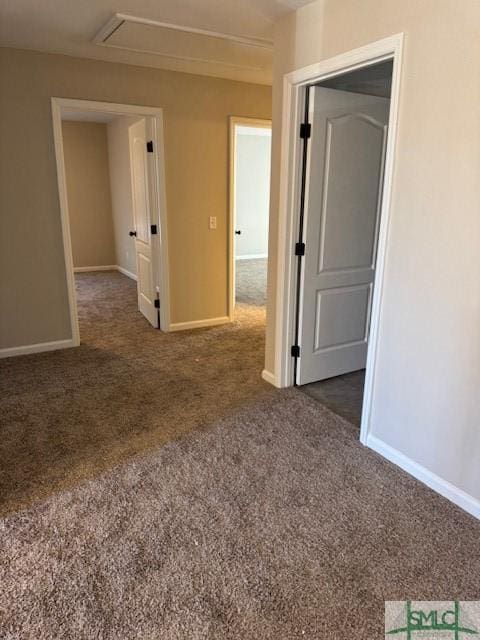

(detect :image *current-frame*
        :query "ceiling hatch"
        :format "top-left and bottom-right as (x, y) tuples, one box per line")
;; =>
(93, 14), (273, 72)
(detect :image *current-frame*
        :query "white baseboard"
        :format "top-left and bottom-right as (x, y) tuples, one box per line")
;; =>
(74, 265), (138, 281)
(116, 265), (137, 281)
(169, 316), (230, 332)
(74, 265), (117, 272)
(367, 434), (480, 520)
(236, 254), (268, 261)
(0, 338), (76, 359)
(261, 369), (277, 386)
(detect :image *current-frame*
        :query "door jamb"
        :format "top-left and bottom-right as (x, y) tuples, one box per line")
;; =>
(272, 33), (404, 446)
(51, 97), (170, 343)
(228, 116), (272, 320)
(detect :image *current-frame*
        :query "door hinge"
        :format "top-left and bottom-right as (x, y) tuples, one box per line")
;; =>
(299, 122), (311, 139)
(291, 345), (300, 358)
(146, 140), (154, 153)
(295, 242), (305, 256)
(151, 224), (158, 235)
(154, 299), (160, 309)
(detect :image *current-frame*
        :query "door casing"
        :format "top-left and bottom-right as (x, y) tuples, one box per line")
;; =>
(51, 97), (170, 341)
(270, 33), (404, 446)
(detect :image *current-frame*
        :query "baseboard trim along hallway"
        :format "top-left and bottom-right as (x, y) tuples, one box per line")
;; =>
(0, 339), (76, 359)
(367, 434), (480, 520)
(74, 265), (138, 281)
(169, 316), (231, 331)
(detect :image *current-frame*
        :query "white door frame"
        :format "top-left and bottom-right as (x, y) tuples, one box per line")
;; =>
(272, 33), (404, 446)
(228, 116), (272, 320)
(51, 97), (170, 344)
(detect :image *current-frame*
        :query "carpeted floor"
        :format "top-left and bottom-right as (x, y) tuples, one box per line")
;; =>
(236, 257), (267, 306)
(1, 270), (479, 639)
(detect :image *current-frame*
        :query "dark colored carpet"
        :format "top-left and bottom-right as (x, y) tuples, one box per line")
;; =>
(0, 271), (478, 639)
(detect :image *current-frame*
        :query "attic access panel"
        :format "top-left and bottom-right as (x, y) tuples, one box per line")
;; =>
(94, 14), (273, 72)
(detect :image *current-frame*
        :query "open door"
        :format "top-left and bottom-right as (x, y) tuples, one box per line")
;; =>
(129, 118), (158, 328)
(297, 87), (389, 385)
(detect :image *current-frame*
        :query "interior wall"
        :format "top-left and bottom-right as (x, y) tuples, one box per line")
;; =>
(267, 0), (480, 503)
(107, 116), (140, 278)
(61, 121), (115, 269)
(235, 130), (271, 259)
(0, 47), (271, 348)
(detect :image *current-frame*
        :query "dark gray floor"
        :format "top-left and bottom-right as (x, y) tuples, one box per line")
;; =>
(299, 369), (366, 427)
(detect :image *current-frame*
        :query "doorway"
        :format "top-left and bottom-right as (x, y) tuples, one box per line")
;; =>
(228, 117), (272, 317)
(51, 98), (170, 345)
(297, 61), (393, 426)
(272, 34), (403, 442)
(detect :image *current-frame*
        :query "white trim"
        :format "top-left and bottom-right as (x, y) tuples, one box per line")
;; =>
(116, 265), (137, 281)
(367, 434), (480, 521)
(94, 13), (273, 50)
(272, 33), (404, 452)
(51, 97), (171, 340)
(236, 253), (268, 261)
(228, 116), (272, 321)
(169, 316), (230, 331)
(74, 265), (117, 272)
(261, 369), (277, 386)
(0, 339), (76, 359)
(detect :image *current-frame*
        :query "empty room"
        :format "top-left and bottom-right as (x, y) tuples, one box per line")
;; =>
(1, 1), (480, 638)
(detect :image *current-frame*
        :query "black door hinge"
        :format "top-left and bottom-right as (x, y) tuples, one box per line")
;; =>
(154, 299), (160, 309)
(295, 242), (305, 256)
(151, 224), (158, 235)
(291, 345), (300, 358)
(146, 140), (154, 153)
(300, 122), (311, 139)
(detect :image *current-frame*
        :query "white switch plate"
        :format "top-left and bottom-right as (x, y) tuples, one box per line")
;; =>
(209, 216), (217, 230)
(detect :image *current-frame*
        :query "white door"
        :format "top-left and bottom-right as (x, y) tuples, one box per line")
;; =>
(129, 118), (158, 328)
(297, 87), (389, 385)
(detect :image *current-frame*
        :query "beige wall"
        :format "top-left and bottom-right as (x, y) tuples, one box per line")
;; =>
(107, 116), (140, 277)
(267, 0), (480, 501)
(0, 47), (271, 347)
(62, 121), (115, 269)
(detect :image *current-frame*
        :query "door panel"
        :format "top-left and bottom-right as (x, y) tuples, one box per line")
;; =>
(297, 87), (389, 385)
(129, 118), (158, 328)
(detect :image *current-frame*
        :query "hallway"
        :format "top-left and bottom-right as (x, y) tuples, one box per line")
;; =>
(1, 269), (269, 515)
(1, 271), (478, 638)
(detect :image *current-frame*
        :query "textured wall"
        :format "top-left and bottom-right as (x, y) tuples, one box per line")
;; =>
(62, 121), (115, 269)
(267, 0), (480, 501)
(0, 47), (272, 347)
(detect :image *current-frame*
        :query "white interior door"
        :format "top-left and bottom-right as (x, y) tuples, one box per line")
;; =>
(297, 86), (389, 385)
(129, 118), (158, 328)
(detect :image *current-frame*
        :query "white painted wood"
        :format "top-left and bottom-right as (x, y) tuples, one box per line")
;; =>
(93, 13), (273, 49)
(169, 316), (230, 331)
(0, 339), (76, 359)
(51, 99), (81, 348)
(367, 434), (480, 521)
(272, 34), (404, 452)
(129, 118), (157, 327)
(297, 88), (389, 385)
(74, 265), (117, 272)
(116, 265), (138, 281)
(228, 116), (272, 320)
(261, 369), (277, 386)
(236, 253), (268, 260)
(51, 97), (170, 343)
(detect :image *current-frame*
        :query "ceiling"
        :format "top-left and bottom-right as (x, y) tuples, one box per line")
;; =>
(0, 0), (312, 84)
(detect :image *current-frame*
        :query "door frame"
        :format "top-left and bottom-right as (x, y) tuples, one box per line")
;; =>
(272, 33), (404, 445)
(228, 116), (272, 320)
(51, 97), (170, 343)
